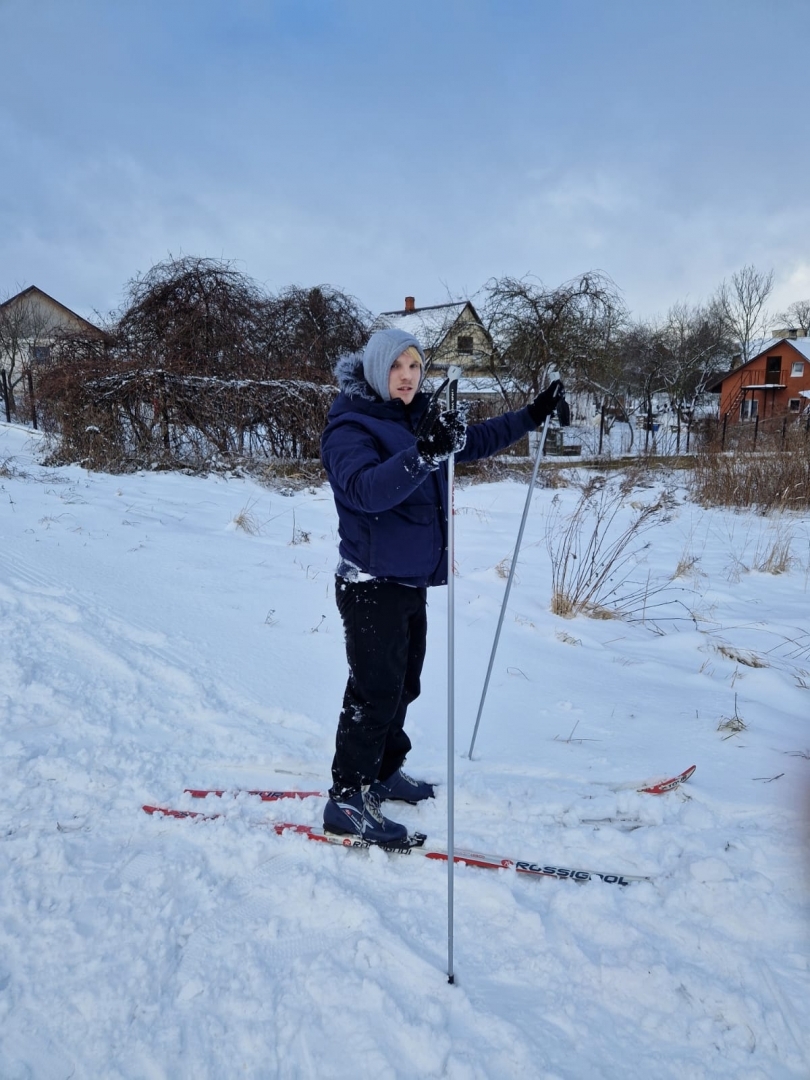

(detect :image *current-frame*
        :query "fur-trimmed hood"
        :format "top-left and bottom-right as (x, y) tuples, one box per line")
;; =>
(334, 351), (376, 400)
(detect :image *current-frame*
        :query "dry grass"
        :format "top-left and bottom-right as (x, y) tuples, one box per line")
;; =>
(718, 695), (747, 738)
(253, 459), (326, 491)
(691, 423), (810, 512)
(494, 558), (512, 580)
(546, 472), (672, 621)
(289, 512), (311, 545)
(672, 551), (703, 579)
(0, 457), (26, 479)
(232, 499), (263, 535)
(725, 518), (799, 581)
(752, 528), (795, 575)
(715, 644), (769, 669)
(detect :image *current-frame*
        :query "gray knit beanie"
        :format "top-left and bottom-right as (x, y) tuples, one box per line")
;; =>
(362, 329), (426, 401)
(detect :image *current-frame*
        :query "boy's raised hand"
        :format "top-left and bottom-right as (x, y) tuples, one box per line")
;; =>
(416, 409), (467, 467)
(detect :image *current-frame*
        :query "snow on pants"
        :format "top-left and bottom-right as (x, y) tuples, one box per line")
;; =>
(330, 577), (428, 798)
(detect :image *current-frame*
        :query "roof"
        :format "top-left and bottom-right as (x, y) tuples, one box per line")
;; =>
(708, 337), (809, 392)
(373, 300), (482, 349)
(741, 336), (810, 362)
(0, 285), (102, 335)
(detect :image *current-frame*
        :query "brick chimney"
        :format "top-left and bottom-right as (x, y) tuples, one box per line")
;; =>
(404, 296), (415, 313)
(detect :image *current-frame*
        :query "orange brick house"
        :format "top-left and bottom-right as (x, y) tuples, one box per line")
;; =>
(710, 337), (810, 422)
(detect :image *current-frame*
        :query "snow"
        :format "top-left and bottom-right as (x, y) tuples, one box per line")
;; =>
(375, 303), (467, 347)
(1, 420), (809, 1079)
(748, 338), (810, 363)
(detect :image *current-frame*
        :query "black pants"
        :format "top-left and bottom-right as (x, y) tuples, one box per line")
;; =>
(331, 577), (428, 798)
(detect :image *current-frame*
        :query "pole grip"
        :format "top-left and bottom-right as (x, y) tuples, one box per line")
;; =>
(446, 365), (462, 410)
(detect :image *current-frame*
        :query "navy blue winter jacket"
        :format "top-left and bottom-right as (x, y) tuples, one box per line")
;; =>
(321, 356), (537, 588)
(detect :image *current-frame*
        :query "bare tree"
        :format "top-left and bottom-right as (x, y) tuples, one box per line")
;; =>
(480, 272), (625, 406)
(661, 299), (730, 423)
(117, 258), (372, 382)
(39, 259), (369, 469)
(620, 320), (670, 447)
(0, 290), (55, 412)
(567, 295), (629, 428)
(259, 285), (371, 381)
(117, 256), (267, 377)
(775, 298), (810, 335)
(715, 264), (774, 364)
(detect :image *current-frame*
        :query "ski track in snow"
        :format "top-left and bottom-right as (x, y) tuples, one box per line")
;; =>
(1, 422), (809, 1079)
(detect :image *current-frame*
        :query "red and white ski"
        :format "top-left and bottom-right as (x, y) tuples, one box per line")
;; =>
(184, 787), (324, 802)
(142, 803), (652, 887)
(637, 764), (696, 795)
(183, 764), (696, 805)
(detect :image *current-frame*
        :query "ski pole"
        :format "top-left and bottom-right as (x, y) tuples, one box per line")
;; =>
(444, 364), (462, 985)
(467, 400), (556, 761)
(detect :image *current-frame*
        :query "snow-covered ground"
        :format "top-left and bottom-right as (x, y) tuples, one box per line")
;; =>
(1, 421), (809, 1079)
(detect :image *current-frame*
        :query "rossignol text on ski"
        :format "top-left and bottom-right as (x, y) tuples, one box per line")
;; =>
(142, 804), (651, 887)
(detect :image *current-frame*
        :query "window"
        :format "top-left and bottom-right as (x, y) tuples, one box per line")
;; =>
(30, 345), (51, 364)
(457, 335), (473, 354)
(789, 398), (801, 412)
(740, 398), (758, 421)
(791, 361), (804, 377)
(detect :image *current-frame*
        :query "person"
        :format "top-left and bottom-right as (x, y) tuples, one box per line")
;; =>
(320, 327), (564, 845)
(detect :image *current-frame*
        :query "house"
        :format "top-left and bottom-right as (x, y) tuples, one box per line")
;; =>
(373, 296), (494, 376)
(709, 337), (810, 422)
(0, 284), (104, 374)
(0, 285), (105, 416)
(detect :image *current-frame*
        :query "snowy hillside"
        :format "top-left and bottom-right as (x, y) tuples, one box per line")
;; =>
(1, 421), (808, 1079)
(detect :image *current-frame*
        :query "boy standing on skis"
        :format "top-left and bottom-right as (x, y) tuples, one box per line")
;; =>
(321, 327), (563, 845)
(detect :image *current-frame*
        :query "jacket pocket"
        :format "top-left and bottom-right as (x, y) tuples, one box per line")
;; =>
(368, 503), (440, 578)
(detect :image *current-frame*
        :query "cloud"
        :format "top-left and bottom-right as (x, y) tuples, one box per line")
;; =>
(3, 0), (810, 323)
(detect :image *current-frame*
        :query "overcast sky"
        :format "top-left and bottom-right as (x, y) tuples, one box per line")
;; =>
(2, 0), (809, 326)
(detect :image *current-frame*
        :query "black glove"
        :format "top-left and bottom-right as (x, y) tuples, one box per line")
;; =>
(527, 379), (565, 426)
(416, 409), (467, 467)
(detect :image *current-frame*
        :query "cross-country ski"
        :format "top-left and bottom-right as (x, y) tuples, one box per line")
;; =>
(182, 763), (695, 804)
(637, 764), (697, 794)
(142, 804), (651, 886)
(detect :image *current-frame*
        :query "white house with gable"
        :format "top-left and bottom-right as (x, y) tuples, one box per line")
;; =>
(0, 285), (105, 412)
(373, 296), (494, 377)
